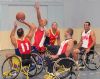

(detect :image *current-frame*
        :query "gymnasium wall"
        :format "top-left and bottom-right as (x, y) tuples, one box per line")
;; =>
(0, 0), (64, 31)
(64, 0), (100, 27)
(0, 0), (100, 29)
(0, 0), (100, 50)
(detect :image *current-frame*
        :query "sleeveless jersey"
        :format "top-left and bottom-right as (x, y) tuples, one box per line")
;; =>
(81, 30), (93, 48)
(33, 28), (45, 48)
(17, 38), (31, 54)
(57, 39), (70, 55)
(49, 29), (60, 45)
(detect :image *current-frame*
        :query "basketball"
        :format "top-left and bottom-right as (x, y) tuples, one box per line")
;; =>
(74, 40), (77, 45)
(16, 12), (25, 21)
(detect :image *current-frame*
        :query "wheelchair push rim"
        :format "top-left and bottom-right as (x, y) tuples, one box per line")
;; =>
(1, 55), (21, 79)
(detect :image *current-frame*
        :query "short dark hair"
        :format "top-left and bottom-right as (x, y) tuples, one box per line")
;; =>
(17, 28), (24, 38)
(67, 28), (73, 36)
(85, 21), (91, 26)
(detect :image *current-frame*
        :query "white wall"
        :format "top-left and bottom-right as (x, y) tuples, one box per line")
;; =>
(0, 5), (48, 30)
(0, 0), (100, 29)
(64, 0), (100, 27)
(0, 0), (64, 31)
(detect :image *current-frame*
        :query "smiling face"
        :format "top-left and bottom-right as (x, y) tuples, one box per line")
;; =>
(84, 22), (91, 32)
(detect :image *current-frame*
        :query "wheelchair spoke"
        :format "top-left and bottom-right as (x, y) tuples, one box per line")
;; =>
(31, 53), (44, 75)
(85, 50), (100, 70)
(1, 56), (21, 79)
(53, 58), (79, 79)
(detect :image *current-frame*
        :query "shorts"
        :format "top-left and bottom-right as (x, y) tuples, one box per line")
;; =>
(15, 48), (30, 59)
(31, 46), (38, 53)
(47, 45), (60, 55)
(44, 36), (50, 46)
(79, 46), (94, 54)
(15, 48), (21, 56)
(15, 48), (31, 66)
(59, 53), (73, 58)
(31, 46), (46, 53)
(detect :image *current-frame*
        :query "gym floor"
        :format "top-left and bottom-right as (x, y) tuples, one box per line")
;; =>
(0, 45), (100, 79)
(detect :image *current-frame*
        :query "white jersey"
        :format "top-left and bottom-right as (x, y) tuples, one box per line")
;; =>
(81, 30), (93, 48)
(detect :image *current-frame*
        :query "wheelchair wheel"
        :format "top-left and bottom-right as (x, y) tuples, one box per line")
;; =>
(65, 72), (78, 79)
(44, 72), (60, 79)
(53, 58), (79, 79)
(1, 55), (21, 79)
(28, 56), (37, 77)
(45, 50), (52, 56)
(84, 50), (100, 70)
(31, 53), (44, 75)
(43, 50), (52, 71)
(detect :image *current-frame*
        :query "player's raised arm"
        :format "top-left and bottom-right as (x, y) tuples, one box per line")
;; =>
(10, 22), (17, 48)
(34, 0), (47, 27)
(34, 1), (42, 26)
(20, 20), (36, 41)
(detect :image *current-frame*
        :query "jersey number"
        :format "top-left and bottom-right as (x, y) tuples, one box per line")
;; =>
(21, 43), (29, 52)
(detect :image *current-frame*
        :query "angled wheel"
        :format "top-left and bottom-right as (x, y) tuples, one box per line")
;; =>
(28, 56), (37, 77)
(84, 50), (100, 70)
(1, 55), (21, 79)
(44, 72), (60, 79)
(53, 58), (79, 79)
(64, 72), (78, 79)
(31, 53), (44, 75)
(43, 50), (52, 72)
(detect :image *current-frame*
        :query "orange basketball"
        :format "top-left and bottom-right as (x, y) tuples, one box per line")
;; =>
(16, 12), (25, 21)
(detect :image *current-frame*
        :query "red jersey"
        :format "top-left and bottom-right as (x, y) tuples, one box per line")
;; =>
(57, 39), (70, 55)
(33, 28), (46, 51)
(81, 30), (93, 48)
(48, 29), (60, 45)
(17, 38), (31, 54)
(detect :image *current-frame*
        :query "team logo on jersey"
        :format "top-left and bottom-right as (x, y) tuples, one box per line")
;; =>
(82, 36), (89, 40)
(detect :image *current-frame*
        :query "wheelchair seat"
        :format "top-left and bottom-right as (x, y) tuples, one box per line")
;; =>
(21, 54), (31, 66)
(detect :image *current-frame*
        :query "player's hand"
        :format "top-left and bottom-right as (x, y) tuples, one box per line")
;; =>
(14, 21), (17, 28)
(34, 0), (39, 9)
(18, 19), (25, 23)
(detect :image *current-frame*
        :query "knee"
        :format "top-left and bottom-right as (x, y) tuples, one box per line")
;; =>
(73, 49), (79, 55)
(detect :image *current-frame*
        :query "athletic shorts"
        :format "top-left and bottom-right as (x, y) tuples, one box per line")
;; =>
(15, 48), (21, 56)
(15, 48), (30, 59)
(79, 46), (94, 54)
(47, 45), (60, 55)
